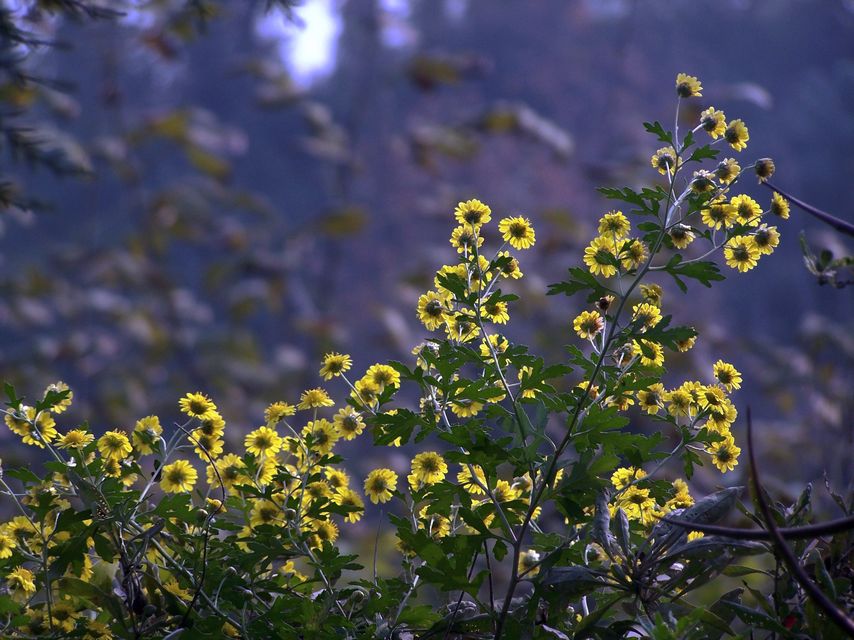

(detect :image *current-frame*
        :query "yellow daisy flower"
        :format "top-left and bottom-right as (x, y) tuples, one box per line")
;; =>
(598, 210), (630, 238)
(714, 158), (741, 184)
(179, 392), (217, 420)
(707, 436), (741, 473)
(333, 488), (365, 523)
(481, 300), (510, 324)
(699, 107), (725, 138)
(319, 353), (352, 381)
(632, 339), (664, 367)
(724, 119), (749, 151)
(416, 290), (450, 331)
(298, 387), (334, 410)
(97, 430), (132, 461)
(651, 146), (680, 175)
(724, 235), (760, 272)
(450, 225), (484, 254)
(410, 451), (447, 485)
(364, 468), (398, 504)
(583, 236), (618, 277)
(713, 360), (742, 391)
(632, 302), (662, 330)
(669, 224), (695, 249)
(6, 566), (36, 597)
(132, 416), (162, 455)
(333, 407), (365, 440)
(244, 426), (282, 457)
(750, 224), (780, 255)
(730, 194), (762, 227)
(57, 429), (94, 450)
(43, 381), (73, 414)
(498, 216), (536, 249)
(494, 250), (523, 279)
(770, 192), (790, 219)
(573, 310), (604, 340)
(454, 199), (492, 228)
(636, 383), (666, 415)
(264, 402), (295, 424)
(160, 460), (197, 493)
(457, 465), (487, 495)
(675, 73), (702, 97)
(302, 419), (339, 455)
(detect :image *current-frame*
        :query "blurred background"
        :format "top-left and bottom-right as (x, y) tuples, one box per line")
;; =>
(1, 0), (852, 514)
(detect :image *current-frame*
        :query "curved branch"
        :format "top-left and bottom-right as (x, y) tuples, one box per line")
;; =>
(662, 513), (854, 540)
(763, 182), (854, 237)
(746, 408), (854, 636)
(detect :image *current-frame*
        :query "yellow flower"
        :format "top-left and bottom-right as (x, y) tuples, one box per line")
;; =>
(494, 250), (523, 279)
(5, 406), (57, 448)
(132, 416), (162, 455)
(667, 388), (693, 417)
(714, 158), (741, 184)
(364, 468), (398, 504)
(598, 210), (630, 238)
(675, 73), (702, 98)
(651, 146), (680, 175)
(264, 402), (295, 423)
(333, 407), (365, 440)
(699, 107), (726, 138)
(675, 335), (697, 352)
(98, 430), (132, 460)
(298, 387), (335, 410)
(701, 198), (736, 230)
(493, 479), (520, 503)
(632, 339), (664, 367)
(620, 238), (648, 271)
(6, 566), (36, 597)
(669, 224), (695, 249)
(457, 465), (487, 495)
(333, 488), (364, 523)
(419, 509), (451, 539)
(611, 467), (646, 490)
(750, 224), (780, 256)
(690, 170), (716, 193)
(450, 225), (484, 254)
(706, 399), (737, 433)
(730, 194), (762, 227)
(324, 467), (350, 492)
(754, 157), (775, 182)
(498, 216), (536, 249)
(319, 353), (352, 381)
(518, 366), (540, 399)
(724, 119), (749, 151)
(707, 436), (741, 472)
(713, 360), (742, 391)
(770, 192), (790, 219)
(160, 460), (197, 493)
(249, 499), (283, 528)
(352, 377), (381, 410)
(417, 290), (450, 331)
(454, 198), (492, 228)
(366, 363), (401, 389)
(724, 235), (760, 272)
(207, 453), (247, 494)
(583, 236), (618, 277)
(687, 530), (705, 542)
(480, 333), (509, 358)
(43, 381), (73, 414)
(636, 383), (666, 415)
(192, 432), (224, 459)
(302, 419), (339, 455)
(244, 426), (282, 457)
(445, 314), (481, 342)
(618, 486), (656, 522)
(179, 392), (217, 420)
(632, 302), (662, 330)
(58, 429), (94, 450)
(307, 519), (339, 549)
(450, 398), (484, 418)
(47, 602), (78, 632)
(281, 560), (307, 582)
(0, 532), (16, 559)
(573, 310), (603, 340)
(410, 451), (448, 485)
(640, 283), (663, 307)
(481, 300), (510, 324)
(163, 578), (192, 600)
(197, 412), (225, 437)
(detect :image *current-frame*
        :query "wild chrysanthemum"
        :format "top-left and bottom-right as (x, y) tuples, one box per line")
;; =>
(5, 407), (57, 448)
(632, 339), (664, 367)
(298, 387), (334, 410)
(636, 383), (666, 415)
(730, 194), (762, 227)
(667, 388), (693, 417)
(499, 216), (536, 249)
(352, 377), (381, 410)
(450, 398), (484, 418)
(724, 235), (760, 272)
(611, 467), (646, 490)
(690, 170), (716, 193)
(701, 198), (736, 230)
(724, 119), (749, 151)
(715, 158), (741, 184)
(618, 486), (656, 522)
(250, 499), (283, 528)
(583, 236), (618, 277)
(754, 158), (775, 182)
(481, 300), (510, 324)
(713, 360), (742, 391)
(44, 381), (73, 414)
(333, 488), (365, 523)
(244, 426), (282, 457)
(308, 519), (339, 549)
(454, 199), (492, 228)
(598, 210), (630, 238)
(493, 479), (520, 503)
(620, 239), (648, 271)
(699, 107), (726, 138)
(47, 602), (78, 633)
(6, 566), (36, 598)
(651, 146), (680, 175)
(669, 224), (695, 249)
(132, 416), (162, 455)
(364, 468), (398, 504)
(707, 436), (741, 473)
(419, 509), (451, 539)
(98, 430), (132, 460)
(333, 407), (365, 440)
(192, 432), (224, 459)
(207, 453), (246, 494)
(366, 363), (401, 389)
(573, 310), (604, 340)
(770, 192), (790, 219)
(57, 429), (94, 450)
(698, 385), (727, 411)
(494, 250), (523, 279)
(457, 465), (487, 495)
(706, 400), (738, 433)
(675, 73), (702, 98)
(750, 224), (780, 255)
(450, 225), (484, 254)
(675, 334), (697, 352)
(0, 533), (16, 559)
(445, 314), (481, 342)
(417, 290), (450, 331)
(179, 392), (217, 420)
(324, 467), (350, 492)
(632, 302), (662, 330)
(302, 419), (339, 455)
(640, 283), (663, 307)
(160, 460), (197, 493)
(411, 451), (448, 485)
(319, 353), (352, 381)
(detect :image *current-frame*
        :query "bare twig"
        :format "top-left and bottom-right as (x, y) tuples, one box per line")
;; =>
(763, 182), (854, 237)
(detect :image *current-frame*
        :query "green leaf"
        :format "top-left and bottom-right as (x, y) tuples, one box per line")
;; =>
(662, 254), (725, 292)
(643, 121), (673, 144)
(546, 267), (613, 303)
(539, 565), (609, 599)
(687, 144), (719, 162)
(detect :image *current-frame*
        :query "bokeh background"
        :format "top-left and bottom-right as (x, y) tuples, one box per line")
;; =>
(2, 0), (852, 517)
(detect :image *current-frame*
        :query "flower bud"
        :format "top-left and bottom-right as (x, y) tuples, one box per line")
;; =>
(754, 158), (775, 182)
